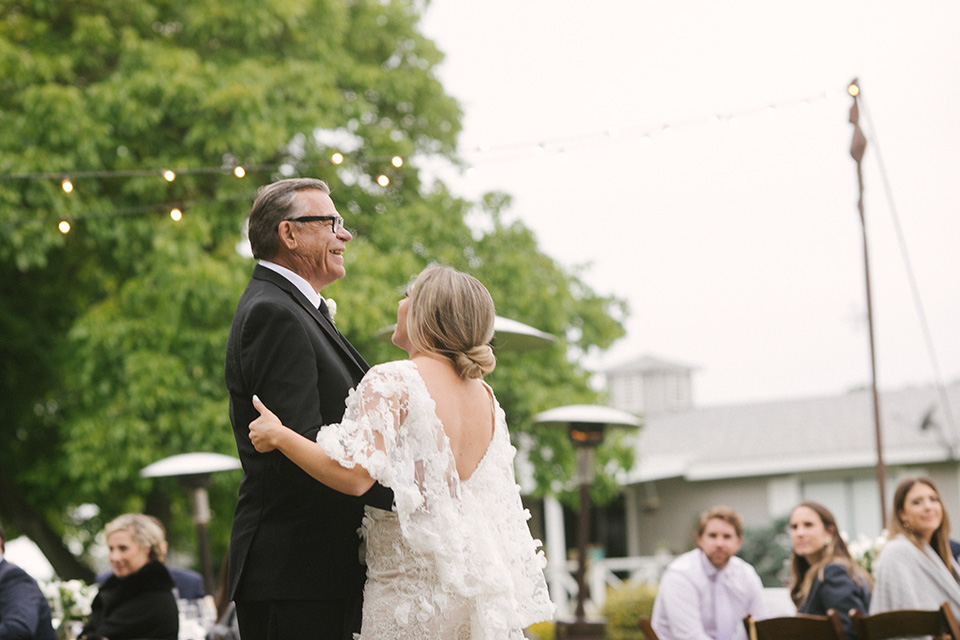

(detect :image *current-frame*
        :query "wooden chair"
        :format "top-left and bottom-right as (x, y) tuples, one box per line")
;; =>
(743, 610), (846, 640)
(849, 602), (960, 639)
(637, 617), (660, 640)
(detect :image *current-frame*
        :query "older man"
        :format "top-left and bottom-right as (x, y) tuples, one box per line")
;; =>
(652, 506), (765, 640)
(225, 178), (392, 640)
(0, 523), (57, 640)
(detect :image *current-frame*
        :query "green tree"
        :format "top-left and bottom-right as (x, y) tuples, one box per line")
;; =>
(0, 0), (629, 580)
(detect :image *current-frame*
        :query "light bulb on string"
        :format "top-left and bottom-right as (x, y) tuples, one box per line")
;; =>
(377, 174), (390, 187)
(61, 178), (74, 193)
(170, 208), (182, 221)
(233, 166), (245, 178)
(847, 82), (860, 97)
(331, 152), (344, 165)
(391, 156), (403, 168)
(163, 170), (176, 182)
(58, 220), (70, 234)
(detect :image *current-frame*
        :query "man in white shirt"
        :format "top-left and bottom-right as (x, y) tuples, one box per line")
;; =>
(652, 506), (765, 640)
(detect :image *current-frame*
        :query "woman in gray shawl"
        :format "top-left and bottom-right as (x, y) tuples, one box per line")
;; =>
(870, 476), (960, 617)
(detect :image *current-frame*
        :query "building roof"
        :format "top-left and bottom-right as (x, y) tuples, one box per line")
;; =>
(624, 381), (960, 484)
(605, 353), (699, 375)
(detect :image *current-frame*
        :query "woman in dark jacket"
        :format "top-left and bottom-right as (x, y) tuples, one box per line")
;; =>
(789, 501), (871, 640)
(80, 514), (178, 640)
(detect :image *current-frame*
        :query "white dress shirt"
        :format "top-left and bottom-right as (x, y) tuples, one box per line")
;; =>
(260, 260), (324, 310)
(651, 548), (766, 640)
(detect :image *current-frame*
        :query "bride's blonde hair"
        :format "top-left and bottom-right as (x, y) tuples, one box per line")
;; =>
(406, 266), (496, 379)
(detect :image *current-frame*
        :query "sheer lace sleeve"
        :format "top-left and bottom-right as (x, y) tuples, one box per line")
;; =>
(316, 362), (438, 509)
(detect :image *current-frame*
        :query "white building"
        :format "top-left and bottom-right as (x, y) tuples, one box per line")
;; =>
(604, 354), (960, 556)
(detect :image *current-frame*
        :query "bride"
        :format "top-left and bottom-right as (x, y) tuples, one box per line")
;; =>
(248, 265), (554, 639)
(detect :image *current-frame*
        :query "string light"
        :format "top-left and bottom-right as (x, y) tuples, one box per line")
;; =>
(0, 86), (844, 232)
(848, 82), (860, 97)
(461, 88), (833, 166)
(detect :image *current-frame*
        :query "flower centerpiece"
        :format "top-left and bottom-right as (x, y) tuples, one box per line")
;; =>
(40, 579), (98, 640)
(845, 531), (888, 575)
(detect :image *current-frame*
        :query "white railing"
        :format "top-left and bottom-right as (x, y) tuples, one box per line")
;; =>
(547, 554), (673, 619)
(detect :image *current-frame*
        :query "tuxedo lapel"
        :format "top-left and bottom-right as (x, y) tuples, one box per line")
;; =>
(252, 265), (368, 374)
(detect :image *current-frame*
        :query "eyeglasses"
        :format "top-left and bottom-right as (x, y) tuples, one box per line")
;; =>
(282, 215), (344, 233)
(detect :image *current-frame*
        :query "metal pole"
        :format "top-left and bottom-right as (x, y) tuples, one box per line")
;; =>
(850, 81), (887, 527)
(859, 179), (888, 527)
(574, 447), (593, 622)
(189, 485), (215, 596)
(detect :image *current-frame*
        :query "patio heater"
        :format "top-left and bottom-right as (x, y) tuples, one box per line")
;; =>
(377, 314), (556, 353)
(533, 404), (640, 639)
(141, 452), (242, 595)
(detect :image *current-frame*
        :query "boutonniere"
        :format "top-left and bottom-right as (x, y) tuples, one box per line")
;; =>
(326, 298), (337, 319)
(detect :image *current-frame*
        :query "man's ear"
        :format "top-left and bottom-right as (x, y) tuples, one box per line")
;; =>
(277, 220), (298, 250)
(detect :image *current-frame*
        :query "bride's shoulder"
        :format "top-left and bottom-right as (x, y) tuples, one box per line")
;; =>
(367, 360), (416, 376)
(357, 360), (419, 394)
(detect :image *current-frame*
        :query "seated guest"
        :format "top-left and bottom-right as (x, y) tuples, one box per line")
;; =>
(652, 506), (765, 640)
(0, 522), (57, 640)
(788, 501), (871, 639)
(95, 515), (204, 600)
(79, 513), (179, 640)
(870, 476), (960, 617)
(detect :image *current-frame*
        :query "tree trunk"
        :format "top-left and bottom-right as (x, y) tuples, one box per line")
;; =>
(0, 472), (95, 582)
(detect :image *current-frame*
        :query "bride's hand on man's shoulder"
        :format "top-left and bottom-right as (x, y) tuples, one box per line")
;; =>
(249, 394), (284, 452)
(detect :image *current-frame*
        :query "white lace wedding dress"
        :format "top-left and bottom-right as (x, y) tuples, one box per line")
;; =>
(316, 360), (554, 639)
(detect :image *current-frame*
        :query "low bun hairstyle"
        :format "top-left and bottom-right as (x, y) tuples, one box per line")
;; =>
(406, 266), (496, 379)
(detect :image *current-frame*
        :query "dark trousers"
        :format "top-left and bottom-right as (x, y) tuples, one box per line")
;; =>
(235, 597), (362, 640)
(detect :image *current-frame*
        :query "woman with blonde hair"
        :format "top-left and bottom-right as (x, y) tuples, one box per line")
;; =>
(788, 501), (870, 639)
(248, 265), (554, 639)
(79, 513), (179, 640)
(870, 476), (960, 616)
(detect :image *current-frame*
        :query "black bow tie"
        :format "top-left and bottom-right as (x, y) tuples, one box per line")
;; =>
(318, 299), (334, 324)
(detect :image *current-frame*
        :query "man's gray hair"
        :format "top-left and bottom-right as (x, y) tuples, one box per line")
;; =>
(247, 178), (330, 260)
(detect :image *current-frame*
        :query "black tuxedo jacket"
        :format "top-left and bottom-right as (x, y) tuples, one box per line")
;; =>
(225, 265), (392, 603)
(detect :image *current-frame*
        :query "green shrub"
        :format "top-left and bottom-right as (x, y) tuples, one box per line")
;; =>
(600, 581), (658, 640)
(527, 620), (556, 640)
(738, 515), (791, 587)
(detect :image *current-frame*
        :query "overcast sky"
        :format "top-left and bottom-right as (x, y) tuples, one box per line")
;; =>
(419, 0), (960, 409)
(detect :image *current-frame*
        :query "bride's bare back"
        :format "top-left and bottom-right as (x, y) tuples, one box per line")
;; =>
(412, 354), (494, 481)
